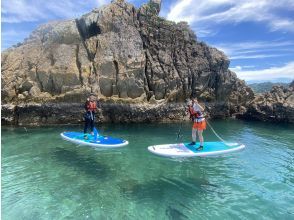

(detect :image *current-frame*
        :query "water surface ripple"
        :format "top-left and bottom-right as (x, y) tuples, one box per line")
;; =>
(2, 120), (294, 219)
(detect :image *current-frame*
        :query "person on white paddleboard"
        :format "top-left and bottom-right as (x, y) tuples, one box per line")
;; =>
(187, 98), (206, 150)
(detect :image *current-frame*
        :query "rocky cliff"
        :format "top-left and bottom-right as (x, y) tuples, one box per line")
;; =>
(2, 0), (255, 125)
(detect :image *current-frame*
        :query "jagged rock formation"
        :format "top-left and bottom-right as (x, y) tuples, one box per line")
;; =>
(248, 82), (289, 93)
(2, 0), (255, 125)
(238, 82), (294, 123)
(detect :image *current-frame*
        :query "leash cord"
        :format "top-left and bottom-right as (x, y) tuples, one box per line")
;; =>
(206, 120), (234, 146)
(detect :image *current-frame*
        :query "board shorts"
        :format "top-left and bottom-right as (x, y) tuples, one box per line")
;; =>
(193, 120), (206, 130)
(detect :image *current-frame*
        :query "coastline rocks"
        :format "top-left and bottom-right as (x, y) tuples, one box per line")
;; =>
(238, 84), (294, 123)
(1, 102), (187, 125)
(2, 0), (256, 125)
(2, 104), (16, 124)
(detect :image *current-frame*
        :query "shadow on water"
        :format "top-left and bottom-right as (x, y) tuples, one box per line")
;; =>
(119, 176), (219, 198)
(166, 205), (189, 220)
(52, 147), (111, 180)
(118, 177), (220, 219)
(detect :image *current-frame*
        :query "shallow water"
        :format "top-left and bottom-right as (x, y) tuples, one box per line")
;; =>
(2, 120), (294, 219)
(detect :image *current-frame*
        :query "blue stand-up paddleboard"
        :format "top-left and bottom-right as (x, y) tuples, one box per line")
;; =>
(148, 142), (245, 157)
(61, 131), (128, 148)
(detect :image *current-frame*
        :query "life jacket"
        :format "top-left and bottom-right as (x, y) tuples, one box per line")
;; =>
(86, 101), (97, 112)
(188, 105), (204, 122)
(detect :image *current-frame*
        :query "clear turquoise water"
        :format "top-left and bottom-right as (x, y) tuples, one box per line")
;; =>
(2, 120), (294, 219)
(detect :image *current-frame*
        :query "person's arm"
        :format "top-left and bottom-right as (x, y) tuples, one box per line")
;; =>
(85, 98), (90, 111)
(195, 101), (205, 112)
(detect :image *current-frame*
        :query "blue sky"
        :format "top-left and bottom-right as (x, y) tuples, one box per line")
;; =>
(2, 0), (294, 82)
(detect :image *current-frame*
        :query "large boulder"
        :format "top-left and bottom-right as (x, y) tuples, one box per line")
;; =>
(238, 85), (294, 123)
(1, 0), (256, 125)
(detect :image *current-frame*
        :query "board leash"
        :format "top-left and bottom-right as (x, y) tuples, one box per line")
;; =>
(206, 120), (236, 147)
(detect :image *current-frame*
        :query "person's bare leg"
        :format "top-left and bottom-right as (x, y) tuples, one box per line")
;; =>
(189, 128), (197, 145)
(192, 128), (197, 143)
(197, 129), (204, 150)
(198, 130), (204, 146)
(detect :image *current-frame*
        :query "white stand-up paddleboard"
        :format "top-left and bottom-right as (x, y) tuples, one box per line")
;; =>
(148, 142), (245, 157)
(61, 132), (128, 148)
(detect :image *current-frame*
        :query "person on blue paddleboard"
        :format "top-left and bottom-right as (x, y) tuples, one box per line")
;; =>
(187, 98), (206, 150)
(84, 94), (99, 139)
